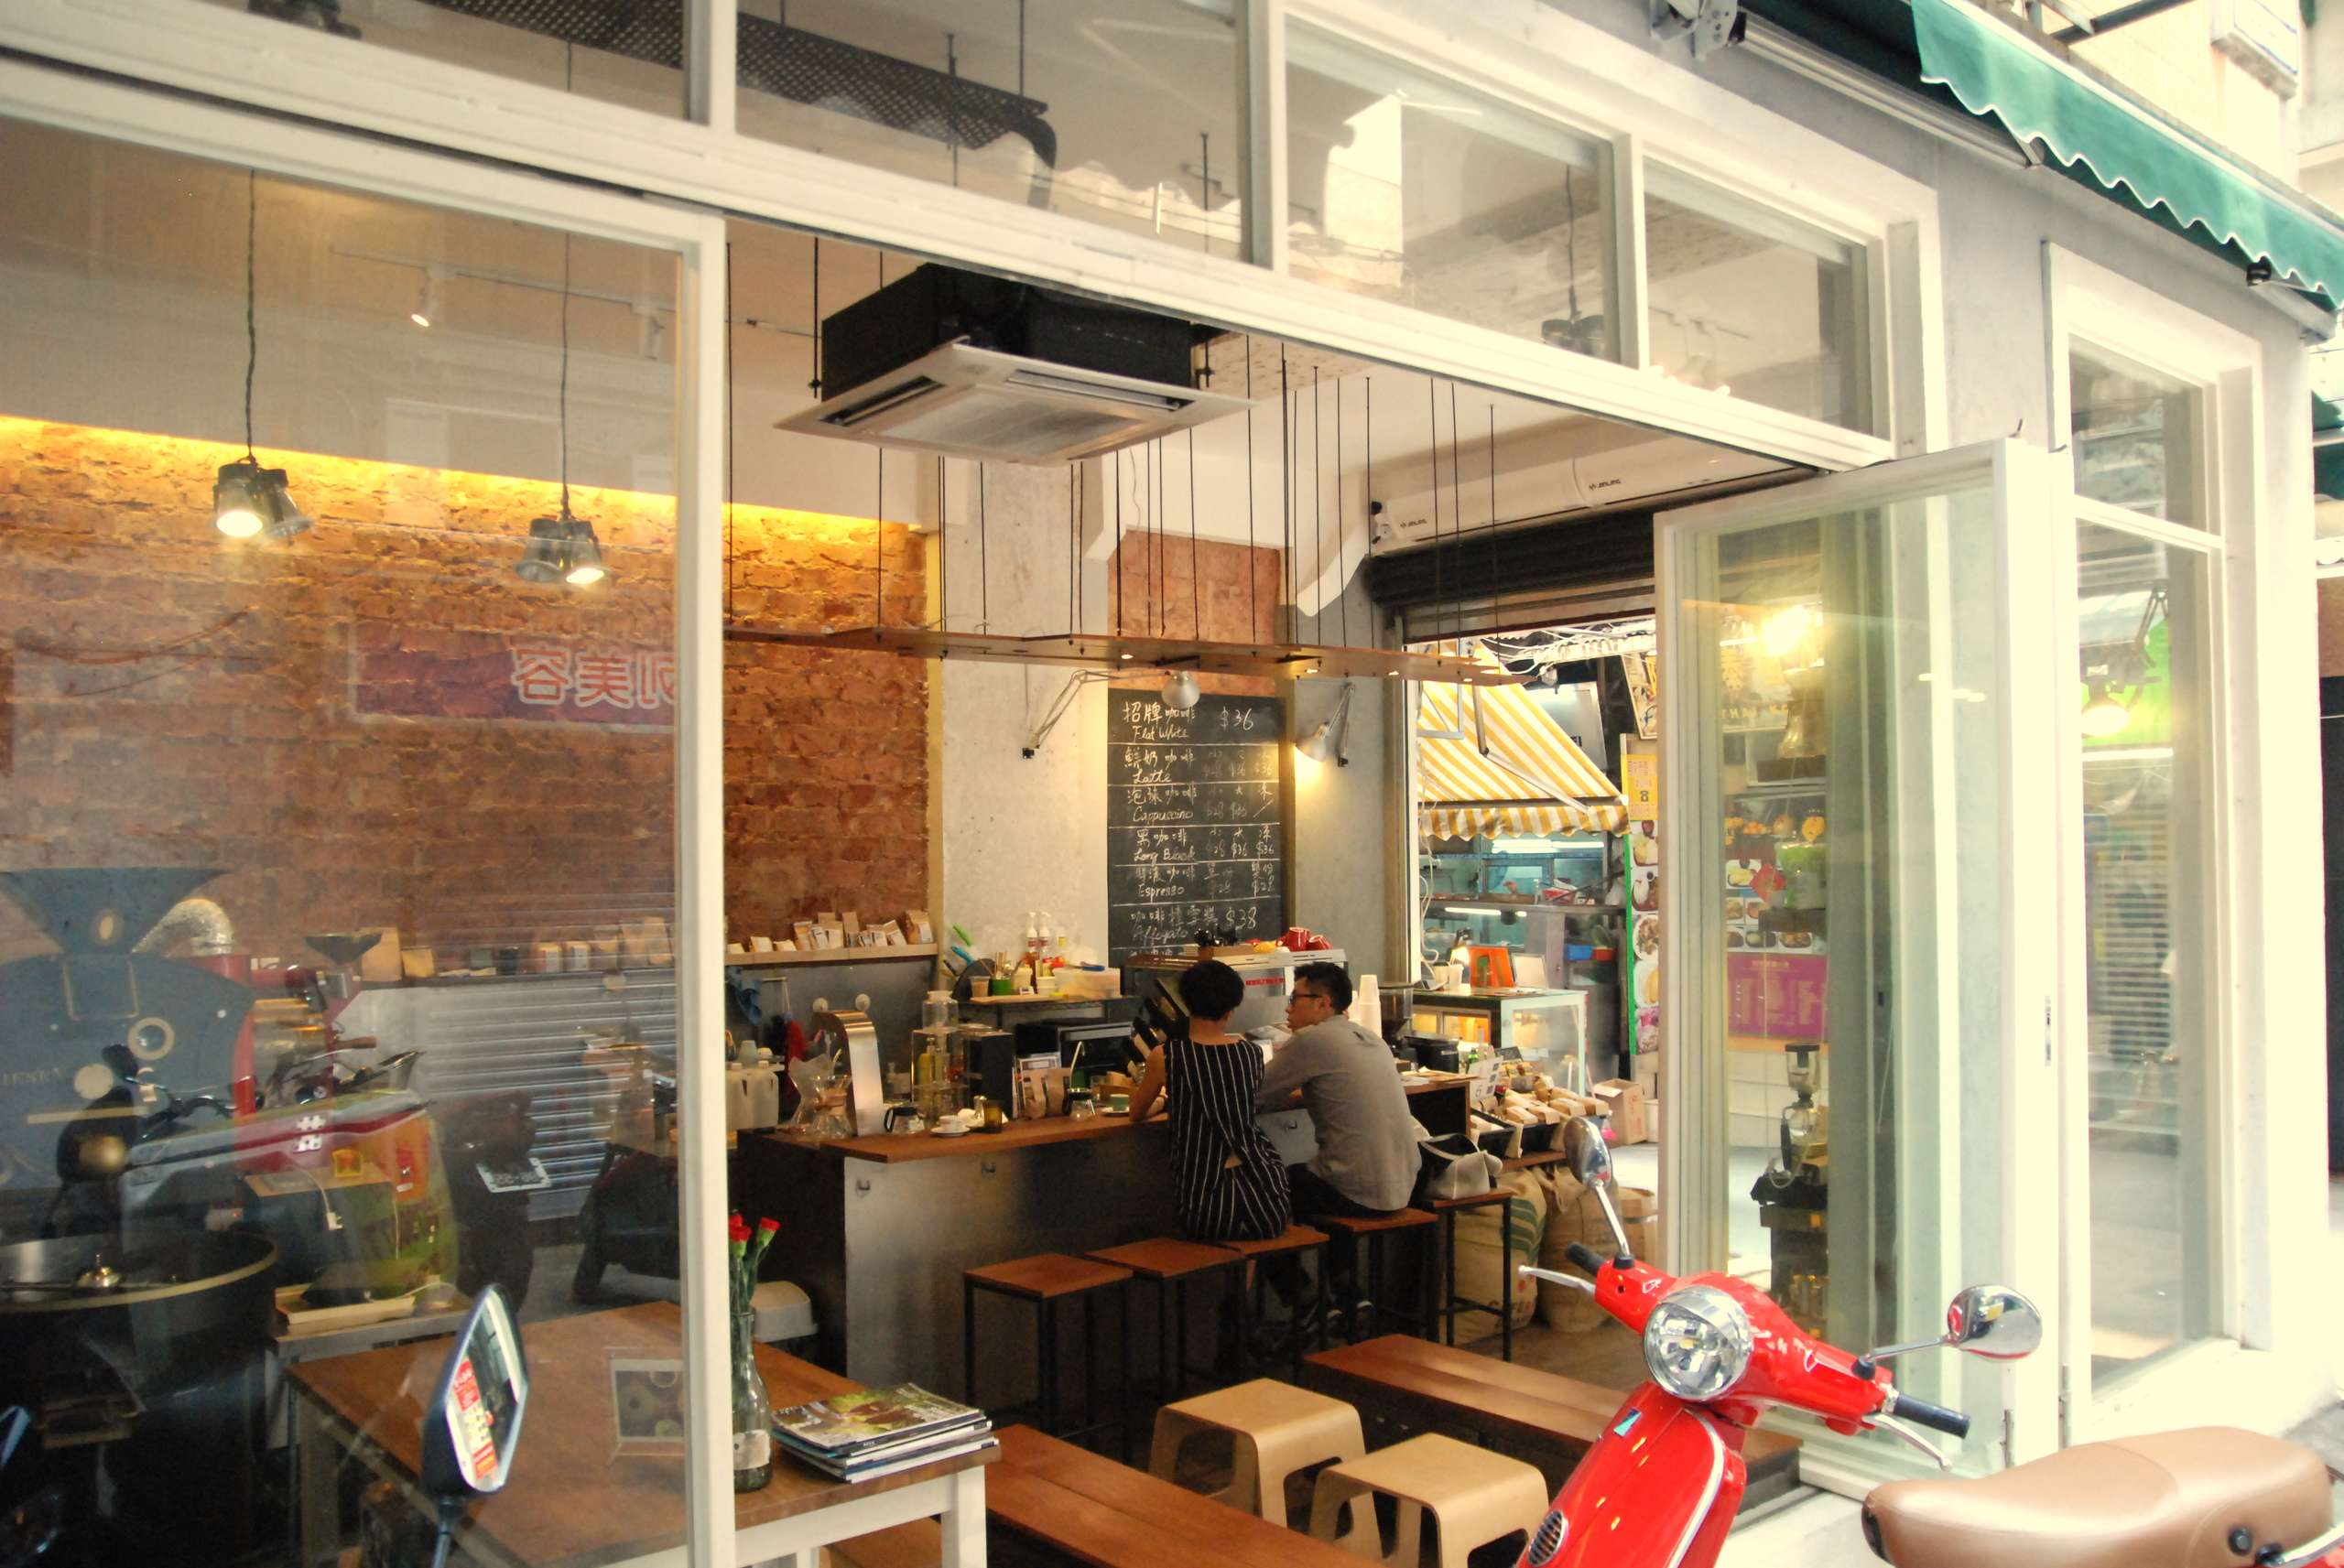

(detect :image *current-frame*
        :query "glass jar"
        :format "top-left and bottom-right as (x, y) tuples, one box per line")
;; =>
(1067, 1089), (1097, 1120)
(732, 1308), (774, 1491)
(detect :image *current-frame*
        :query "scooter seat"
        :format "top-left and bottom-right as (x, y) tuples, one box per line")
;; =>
(1862, 1427), (2330, 1568)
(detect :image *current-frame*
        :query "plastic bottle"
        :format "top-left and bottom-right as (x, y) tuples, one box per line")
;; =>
(923, 990), (955, 1031)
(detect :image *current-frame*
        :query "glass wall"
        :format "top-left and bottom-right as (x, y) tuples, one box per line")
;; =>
(1286, 26), (1619, 359)
(1644, 163), (1872, 431)
(0, 117), (684, 1563)
(216, 0), (689, 116)
(2075, 522), (2219, 1386)
(739, 0), (1244, 258)
(1669, 463), (2017, 1465)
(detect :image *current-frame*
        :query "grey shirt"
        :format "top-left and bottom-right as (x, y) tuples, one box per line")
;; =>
(1253, 1017), (1419, 1211)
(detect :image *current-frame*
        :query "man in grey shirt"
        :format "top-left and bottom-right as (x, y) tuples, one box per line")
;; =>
(1256, 962), (1419, 1216)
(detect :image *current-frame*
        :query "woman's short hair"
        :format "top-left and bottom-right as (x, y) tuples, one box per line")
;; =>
(1177, 958), (1247, 1022)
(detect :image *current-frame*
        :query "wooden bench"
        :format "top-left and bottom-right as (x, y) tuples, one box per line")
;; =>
(1305, 1334), (1801, 1512)
(833, 1423), (1373, 1568)
(989, 1422), (1368, 1568)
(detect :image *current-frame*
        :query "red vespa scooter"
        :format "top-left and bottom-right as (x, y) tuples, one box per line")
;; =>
(1513, 1120), (2344, 1568)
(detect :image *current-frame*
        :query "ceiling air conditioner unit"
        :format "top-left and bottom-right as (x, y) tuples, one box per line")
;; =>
(778, 263), (1252, 465)
(1370, 437), (1801, 556)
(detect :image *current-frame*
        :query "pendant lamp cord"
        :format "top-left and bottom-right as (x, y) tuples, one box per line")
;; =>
(1243, 340), (1257, 641)
(559, 45), (575, 521)
(243, 168), (257, 464)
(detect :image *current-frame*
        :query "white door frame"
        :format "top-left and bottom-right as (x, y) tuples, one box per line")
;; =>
(2042, 244), (2328, 1444)
(0, 58), (743, 1567)
(1654, 439), (2066, 1491)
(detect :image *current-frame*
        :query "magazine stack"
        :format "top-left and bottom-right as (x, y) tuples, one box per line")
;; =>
(771, 1384), (995, 1482)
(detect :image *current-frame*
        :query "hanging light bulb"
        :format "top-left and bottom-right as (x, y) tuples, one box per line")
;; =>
(2079, 679), (2131, 739)
(562, 518), (608, 586)
(1760, 602), (1816, 661)
(1159, 669), (1199, 711)
(212, 460), (266, 539)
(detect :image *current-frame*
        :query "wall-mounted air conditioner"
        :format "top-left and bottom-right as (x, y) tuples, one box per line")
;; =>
(1369, 437), (1800, 555)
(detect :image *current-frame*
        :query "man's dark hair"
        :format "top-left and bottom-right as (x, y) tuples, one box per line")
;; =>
(1177, 958), (1247, 1022)
(1294, 961), (1352, 1014)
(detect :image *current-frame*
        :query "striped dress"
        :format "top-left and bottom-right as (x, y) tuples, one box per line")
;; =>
(1166, 1035), (1292, 1243)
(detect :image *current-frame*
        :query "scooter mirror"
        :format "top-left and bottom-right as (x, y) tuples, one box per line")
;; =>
(1943, 1284), (2042, 1359)
(1568, 1117), (1614, 1190)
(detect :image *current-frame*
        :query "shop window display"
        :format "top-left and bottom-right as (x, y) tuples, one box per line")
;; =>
(0, 121), (683, 1563)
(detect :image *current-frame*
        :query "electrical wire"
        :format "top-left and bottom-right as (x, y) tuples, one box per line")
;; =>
(242, 169), (256, 463)
(1187, 427), (1199, 640)
(1244, 339), (1258, 640)
(725, 239), (735, 622)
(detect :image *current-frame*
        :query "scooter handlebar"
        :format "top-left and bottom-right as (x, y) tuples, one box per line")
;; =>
(1565, 1241), (1609, 1275)
(1885, 1389), (1971, 1440)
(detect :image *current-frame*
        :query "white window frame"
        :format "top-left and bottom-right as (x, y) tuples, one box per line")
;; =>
(2042, 245), (2328, 1445)
(0, 0), (1937, 474)
(0, 54), (745, 1564)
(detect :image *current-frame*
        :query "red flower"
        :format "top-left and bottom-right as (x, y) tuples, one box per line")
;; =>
(756, 1217), (780, 1236)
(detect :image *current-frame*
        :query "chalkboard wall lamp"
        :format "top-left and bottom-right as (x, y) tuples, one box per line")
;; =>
(1297, 682), (1357, 767)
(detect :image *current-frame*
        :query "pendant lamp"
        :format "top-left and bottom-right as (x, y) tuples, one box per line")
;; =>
(214, 169), (310, 542)
(515, 230), (610, 589)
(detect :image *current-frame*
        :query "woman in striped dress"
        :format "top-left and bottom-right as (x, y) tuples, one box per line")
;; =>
(1129, 959), (1291, 1243)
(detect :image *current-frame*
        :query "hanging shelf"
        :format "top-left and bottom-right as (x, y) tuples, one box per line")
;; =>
(721, 623), (1521, 685)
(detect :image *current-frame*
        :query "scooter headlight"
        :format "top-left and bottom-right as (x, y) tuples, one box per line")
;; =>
(1642, 1285), (1754, 1401)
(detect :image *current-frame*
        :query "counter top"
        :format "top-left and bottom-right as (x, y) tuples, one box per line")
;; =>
(794, 1075), (1472, 1163)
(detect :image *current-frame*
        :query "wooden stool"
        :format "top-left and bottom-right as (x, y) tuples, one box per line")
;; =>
(1212, 1223), (1330, 1379)
(1082, 1238), (1245, 1411)
(1150, 1378), (1364, 1528)
(1308, 1433), (1549, 1568)
(1318, 1209), (1438, 1342)
(1416, 1188), (1517, 1361)
(962, 1252), (1131, 1452)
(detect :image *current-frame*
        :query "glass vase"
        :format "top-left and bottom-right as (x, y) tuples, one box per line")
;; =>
(732, 1307), (774, 1491)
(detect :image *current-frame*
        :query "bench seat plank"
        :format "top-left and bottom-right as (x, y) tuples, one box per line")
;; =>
(991, 1424), (1362, 1568)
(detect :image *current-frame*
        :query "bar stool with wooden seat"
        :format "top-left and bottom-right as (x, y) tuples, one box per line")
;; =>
(1315, 1207), (1438, 1342)
(1150, 1377), (1364, 1528)
(1416, 1188), (1517, 1360)
(961, 1252), (1131, 1452)
(1082, 1238), (1245, 1408)
(1308, 1432), (1548, 1568)
(1210, 1222), (1329, 1379)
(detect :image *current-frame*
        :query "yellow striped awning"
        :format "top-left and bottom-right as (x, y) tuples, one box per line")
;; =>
(1416, 675), (1627, 838)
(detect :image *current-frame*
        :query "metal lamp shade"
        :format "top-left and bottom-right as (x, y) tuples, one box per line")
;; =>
(255, 466), (313, 539)
(515, 516), (570, 582)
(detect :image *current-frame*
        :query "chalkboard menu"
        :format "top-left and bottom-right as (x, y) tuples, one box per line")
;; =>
(1107, 692), (1287, 963)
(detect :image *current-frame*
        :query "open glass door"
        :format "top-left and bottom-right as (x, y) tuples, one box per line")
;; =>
(1656, 441), (2064, 1485)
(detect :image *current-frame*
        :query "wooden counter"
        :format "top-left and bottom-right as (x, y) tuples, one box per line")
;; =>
(810, 1076), (1470, 1163)
(740, 1075), (1471, 1392)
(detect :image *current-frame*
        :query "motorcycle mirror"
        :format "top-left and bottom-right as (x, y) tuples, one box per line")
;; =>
(1943, 1284), (2042, 1360)
(419, 1284), (529, 1567)
(1566, 1119), (1635, 1263)
(1568, 1116), (1615, 1190)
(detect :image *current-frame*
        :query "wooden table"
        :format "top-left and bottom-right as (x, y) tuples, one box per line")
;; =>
(288, 1301), (991, 1568)
(987, 1424), (1365, 1568)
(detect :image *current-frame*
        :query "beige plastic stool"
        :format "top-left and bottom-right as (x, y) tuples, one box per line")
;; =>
(1308, 1433), (1548, 1568)
(1149, 1378), (1365, 1528)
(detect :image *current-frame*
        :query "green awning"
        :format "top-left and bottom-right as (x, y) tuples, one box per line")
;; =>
(1911, 0), (2344, 299)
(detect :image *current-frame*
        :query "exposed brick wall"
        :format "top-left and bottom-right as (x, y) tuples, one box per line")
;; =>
(1108, 531), (1284, 699)
(0, 416), (927, 964)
